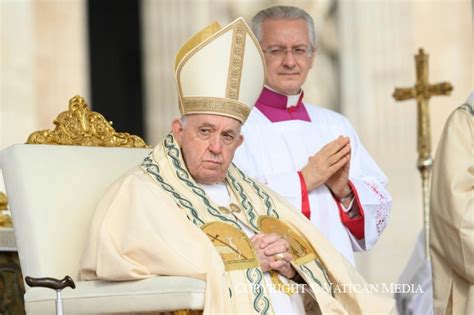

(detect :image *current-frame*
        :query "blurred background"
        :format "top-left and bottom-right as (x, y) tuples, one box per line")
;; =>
(0, 0), (472, 290)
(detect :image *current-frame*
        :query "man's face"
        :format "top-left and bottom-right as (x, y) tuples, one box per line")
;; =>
(260, 18), (315, 95)
(172, 114), (243, 184)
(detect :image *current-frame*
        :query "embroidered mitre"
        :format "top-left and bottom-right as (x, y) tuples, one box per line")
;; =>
(174, 18), (266, 123)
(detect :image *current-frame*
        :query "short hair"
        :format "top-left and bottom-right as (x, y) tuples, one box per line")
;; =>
(180, 115), (188, 128)
(251, 5), (316, 48)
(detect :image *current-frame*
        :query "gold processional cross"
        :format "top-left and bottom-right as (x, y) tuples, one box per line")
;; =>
(392, 48), (453, 258)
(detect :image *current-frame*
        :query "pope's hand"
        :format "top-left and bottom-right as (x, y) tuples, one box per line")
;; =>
(301, 136), (351, 192)
(251, 233), (296, 279)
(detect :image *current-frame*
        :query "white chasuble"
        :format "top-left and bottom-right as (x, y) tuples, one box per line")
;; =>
(80, 133), (394, 314)
(234, 97), (392, 264)
(199, 183), (305, 315)
(430, 98), (474, 315)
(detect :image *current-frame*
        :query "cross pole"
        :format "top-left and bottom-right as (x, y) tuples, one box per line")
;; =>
(393, 48), (453, 258)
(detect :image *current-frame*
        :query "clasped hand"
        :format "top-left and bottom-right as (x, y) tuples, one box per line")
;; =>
(251, 233), (296, 279)
(301, 136), (352, 198)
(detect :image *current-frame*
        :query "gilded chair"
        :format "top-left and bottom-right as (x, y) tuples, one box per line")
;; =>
(0, 96), (204, 314)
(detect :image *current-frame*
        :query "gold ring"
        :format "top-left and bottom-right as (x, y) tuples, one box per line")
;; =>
(273, 253), (285, 261)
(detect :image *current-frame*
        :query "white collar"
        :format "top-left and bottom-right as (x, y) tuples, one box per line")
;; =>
(264, 85), (303, 108)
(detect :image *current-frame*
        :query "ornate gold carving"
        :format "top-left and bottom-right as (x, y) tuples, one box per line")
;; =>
(226, 20), (246, 100)
(0, 192), (12, 228)
(393, 48), (453, 257)
(174, 310), (202, 315)
(183, 97), (250, 123)
(26, 96), (149, 148)
(0, 193), (7, 211)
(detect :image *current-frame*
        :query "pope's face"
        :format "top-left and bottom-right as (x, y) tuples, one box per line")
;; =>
(260, 19), (315, 95)
(172, 114), (243, 184)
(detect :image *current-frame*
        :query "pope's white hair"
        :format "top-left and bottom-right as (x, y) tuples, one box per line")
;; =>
(180, 115), (188, 128)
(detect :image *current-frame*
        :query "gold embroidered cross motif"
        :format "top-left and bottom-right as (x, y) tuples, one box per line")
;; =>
(258, 215), (334, 296)
(202, 222), (258, 271)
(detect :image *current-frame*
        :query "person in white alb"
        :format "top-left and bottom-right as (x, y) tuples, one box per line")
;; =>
(80, 17), (395, 314)
(234, 5), (392, 265)
(430, 92), (473, 315)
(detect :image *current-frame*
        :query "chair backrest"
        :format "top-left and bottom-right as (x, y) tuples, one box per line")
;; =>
(1, 144), (151, 280)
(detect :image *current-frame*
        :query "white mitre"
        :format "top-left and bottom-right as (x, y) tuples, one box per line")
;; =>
(174, 17), (266, 123)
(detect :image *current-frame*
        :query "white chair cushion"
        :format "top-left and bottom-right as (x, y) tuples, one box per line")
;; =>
(25, 276), (205, 314)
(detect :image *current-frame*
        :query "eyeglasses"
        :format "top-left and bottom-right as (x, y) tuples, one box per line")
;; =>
(262, 46), (314, 60)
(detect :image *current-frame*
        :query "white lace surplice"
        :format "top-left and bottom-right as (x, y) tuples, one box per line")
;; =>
(234, 104), (392, 264)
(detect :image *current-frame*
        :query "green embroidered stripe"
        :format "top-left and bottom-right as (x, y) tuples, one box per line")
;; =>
(460, 103), (474, 116)
(314, 259), (334, 297)
(299, 264), (322, 288)
(300, 262), (334, 296)
(163, 134), (242, 230)
(234, 166), (279, 218)
(227, 172), (259, 230)
(141, 154), (205, 226)
(246, 268), (271, 315)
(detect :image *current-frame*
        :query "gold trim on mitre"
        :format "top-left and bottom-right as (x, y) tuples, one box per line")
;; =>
(174, 21), (222, 115)
(175, 21), (221, 71)
(175, 17), (264, 123)
(183, 97), (250, 123)
(225, 19), (246, 101)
